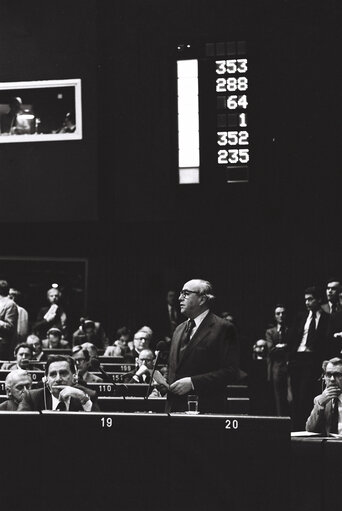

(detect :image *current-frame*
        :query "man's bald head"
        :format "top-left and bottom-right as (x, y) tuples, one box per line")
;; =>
(179, 279), (215, 319)
(5, 369), (32, 404)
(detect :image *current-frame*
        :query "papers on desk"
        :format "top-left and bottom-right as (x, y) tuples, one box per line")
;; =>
(153, 370), (169, 390)
(291, 431), (321, 437)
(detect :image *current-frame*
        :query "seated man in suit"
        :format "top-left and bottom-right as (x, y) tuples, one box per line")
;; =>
(0, 369), (32, 411)
(123, 349), (155, 383)
(306, 357), (342, 435)
(166, 279), (239, 413)
(18, 355), (100, 411)
(124, 329), (151, 363)
(42, 327), (70, 349)
(1, 343), (33, 370)
(26, 334), (47, 362)
(72, 345), (103, 383)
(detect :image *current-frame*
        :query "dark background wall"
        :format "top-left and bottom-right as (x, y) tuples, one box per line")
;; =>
(0, 0), (340, 364)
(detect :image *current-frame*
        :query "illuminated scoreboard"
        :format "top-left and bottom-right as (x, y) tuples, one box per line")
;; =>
(177, 40), (250, 184)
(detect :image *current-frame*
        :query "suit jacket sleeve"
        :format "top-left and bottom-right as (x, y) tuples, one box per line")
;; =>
(18, 390), (34, 411)
(191, 322), (239, 393)
(305, 395), (329, 434)
(0, 300), (18, 337)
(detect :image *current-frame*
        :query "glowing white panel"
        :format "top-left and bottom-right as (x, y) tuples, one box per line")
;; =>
(177, 59), (199, 184)
(178, 168), (200, 184)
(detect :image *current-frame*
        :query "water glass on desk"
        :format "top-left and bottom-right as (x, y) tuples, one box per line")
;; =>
(187, 394), (199, 414)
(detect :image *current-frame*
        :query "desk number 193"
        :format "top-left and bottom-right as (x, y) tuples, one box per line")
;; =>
(101, 417), (113, 428)
(225, 419), (239, 429)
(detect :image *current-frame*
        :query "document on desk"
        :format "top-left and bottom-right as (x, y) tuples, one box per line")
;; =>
(153, 370), (169, 389)
(291, 431), (321, 437)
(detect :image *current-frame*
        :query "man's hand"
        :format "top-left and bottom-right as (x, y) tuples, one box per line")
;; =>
(136, 364), (150, 377)
(317, 385), (341, 407)
(44, 304), (58, 323)
(55, 385), (89, 404)
(169, 377), (193, 395)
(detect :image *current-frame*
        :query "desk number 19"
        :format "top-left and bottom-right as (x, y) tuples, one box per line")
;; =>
(101, 417), (113, 428)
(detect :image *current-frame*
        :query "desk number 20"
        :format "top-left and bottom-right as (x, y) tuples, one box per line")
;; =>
(225, 419), (239, 429)
(101, 417), (113, 428)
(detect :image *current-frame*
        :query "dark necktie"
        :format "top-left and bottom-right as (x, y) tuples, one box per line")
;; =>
(331, 303), (337, 314)
(178, 319), (196, 359)
(56, 400), (66, 411)
(330, 398), (339, 434)
(305, 311), (316, 350)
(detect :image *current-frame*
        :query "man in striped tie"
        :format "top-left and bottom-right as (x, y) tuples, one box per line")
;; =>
(166, 279), (239, 413)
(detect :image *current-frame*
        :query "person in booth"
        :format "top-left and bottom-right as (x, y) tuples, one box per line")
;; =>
(0, 369), (32, 411)
(42, 328), (70, 349)
(33, 287), (68, 340)
(166, 279), (239, 413)
(1, 343), (33, 370)
(306, 357), (342, 435)
(18, 355), (100, 411)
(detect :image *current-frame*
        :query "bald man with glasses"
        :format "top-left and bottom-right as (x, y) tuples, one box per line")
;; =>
(166, 279), (239, 413)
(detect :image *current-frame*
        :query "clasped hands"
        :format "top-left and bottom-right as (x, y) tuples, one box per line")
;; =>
(54, 385), (89, 404)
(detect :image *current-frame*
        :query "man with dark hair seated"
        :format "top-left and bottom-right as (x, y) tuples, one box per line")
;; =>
(42, 328), (70, 349)
(1, 343), (32, 370)
(306, 357), (342, 435)
(72, 345), (103, 383)
(26, 334), (47, 362)
(0, 369), (32, 411)
(18, 355), (100, 411)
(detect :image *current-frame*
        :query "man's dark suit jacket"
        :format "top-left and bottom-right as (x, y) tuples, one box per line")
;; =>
(166, 311), (239, 413)
(321, 302), (342, 315)
(288, 310), (332, 364)
(18, 387), (100, 411)
(306, 395), (337, 435)
(0, 399), (18, 411)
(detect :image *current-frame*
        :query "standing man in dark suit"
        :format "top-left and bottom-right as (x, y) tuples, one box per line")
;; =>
(0, 280), (18, 360)
(288, 286), (331, 430)
(321, 279), (342, 315)
(265, 304), (290, 416)
(166, 279), (239, 413)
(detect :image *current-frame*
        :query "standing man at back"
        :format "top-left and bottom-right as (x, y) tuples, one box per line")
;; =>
(288, 286), (330, 430)
(166, 279), (239, 413)
(0, 280), (18, 360)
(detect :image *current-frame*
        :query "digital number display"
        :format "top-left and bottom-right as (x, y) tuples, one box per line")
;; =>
(215, 44), (249, 182)
(176, 40), (249, 184)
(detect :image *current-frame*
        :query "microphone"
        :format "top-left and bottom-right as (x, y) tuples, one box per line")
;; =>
(91, 358), (128, 396)
(145, 343), (167, 400)
(155, 340), (169, 353)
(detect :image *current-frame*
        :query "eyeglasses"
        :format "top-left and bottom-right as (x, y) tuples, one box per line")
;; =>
(179, 290), (201, 298)
(324, 372), (342, 379)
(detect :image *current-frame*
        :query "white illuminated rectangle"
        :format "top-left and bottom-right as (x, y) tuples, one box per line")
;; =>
(178, 167), (200, 184)
(177, 59), (200, 183)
